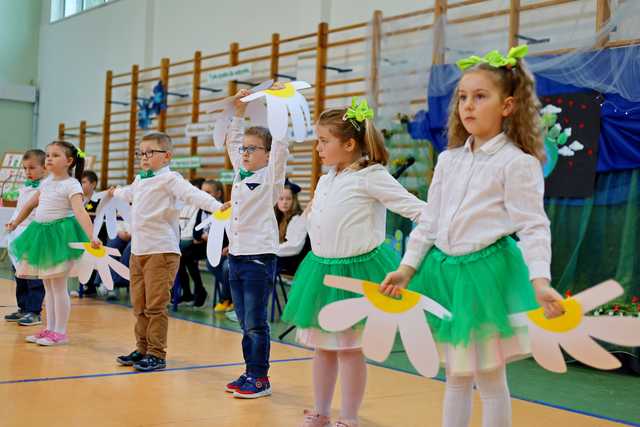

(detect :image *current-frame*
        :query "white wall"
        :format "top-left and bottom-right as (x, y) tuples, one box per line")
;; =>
(36, 0), (427, 147)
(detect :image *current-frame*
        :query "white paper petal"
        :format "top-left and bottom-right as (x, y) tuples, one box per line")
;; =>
(362, 312), (397, 362)
(398, 309), (441, 377)
(266, 97), (289, 141)
(560, 331), (621, 370)
(583, 317), (640, 347)
(251, 79), (275, 93)
(419, 296), (451, 319)
(246, 100), (268, 127)
(240, 92), (266, 103)
(75, 254), (95, 285)
(291, 81), (312, 90)
(529, 326), (567, 373)
(318, 298), (369, 332)
(107, 257), (130, 281)
(574, 280), (623, 312)
(104, 246), (121, 257)
(323, 275), (365, 295)
(96, 262), (114, 291)
(205, 219), (226, 267)
(288, 100), (306, 142)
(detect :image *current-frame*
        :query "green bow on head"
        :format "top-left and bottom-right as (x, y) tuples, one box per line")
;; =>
(138, 169), (155, 179)
(77, 148), (86, 159)
(456, 45), (529, 71)
(344, 98), (374, 123)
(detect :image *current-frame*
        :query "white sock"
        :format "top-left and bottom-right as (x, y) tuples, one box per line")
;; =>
(42, 279), (56, 332)
(50, 276), (70, 334)
(443, 372), (473, 427)
(313, 349), (338, 416)
(475, 367), (511, 427)
(338, 349), (367, 421)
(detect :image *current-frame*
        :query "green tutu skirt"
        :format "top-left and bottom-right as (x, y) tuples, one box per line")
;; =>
(282, 245), (399, 349)
(409, 237), (538, 375)
(10, 216), (88, 279)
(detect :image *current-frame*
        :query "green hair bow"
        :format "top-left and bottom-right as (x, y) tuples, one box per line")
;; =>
(77, 148), (86, 159)
(343, 98), (374, 126)
(456, 45), (529, 71)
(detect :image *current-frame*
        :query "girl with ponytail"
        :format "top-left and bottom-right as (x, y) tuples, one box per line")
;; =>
(282, 99), (426, 427)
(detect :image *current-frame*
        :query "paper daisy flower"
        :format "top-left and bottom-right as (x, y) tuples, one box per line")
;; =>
(68, 243), (130, 291)
(93, 194), (131, 239)
(318, 275), (450, 377)
(210, 79), (274, 147)
(240, 81), (312, 142)
(510, 280), (640, 373)
(194, 207), (232, 267)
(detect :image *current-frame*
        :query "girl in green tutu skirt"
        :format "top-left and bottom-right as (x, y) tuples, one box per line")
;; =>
(6, 141), (101, 346)
(380, 46), (565, 427)
(281, 100), (426, 427)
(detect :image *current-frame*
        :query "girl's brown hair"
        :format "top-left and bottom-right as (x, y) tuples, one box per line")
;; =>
(275, 185), (303, 243)
(447, 61), (545, 162)
(48, 140), (86, 180)
(317, 107), (388, 169)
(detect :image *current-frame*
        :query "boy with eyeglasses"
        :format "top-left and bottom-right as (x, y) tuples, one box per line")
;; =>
(223, 88), (289, 399)
(108, 132), (222, 372)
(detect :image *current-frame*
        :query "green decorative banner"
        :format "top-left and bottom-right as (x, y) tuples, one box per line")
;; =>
(170, 156), (201, 169)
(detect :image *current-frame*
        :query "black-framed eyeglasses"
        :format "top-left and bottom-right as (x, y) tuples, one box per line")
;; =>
(135, 150), (167, 159)
(238, 145), (266, 154)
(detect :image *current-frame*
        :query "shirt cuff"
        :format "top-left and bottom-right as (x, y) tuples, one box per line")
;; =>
(400, 247), (428, 270)
(528, 260), (551, 281)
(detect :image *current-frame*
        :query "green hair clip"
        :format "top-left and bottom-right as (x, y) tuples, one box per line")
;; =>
(343, 98), (374, 130)
(456, 44), (529, 71)
(77, 148), (86, 159)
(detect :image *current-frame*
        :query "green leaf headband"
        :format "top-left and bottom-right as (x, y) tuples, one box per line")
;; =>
(456, 45), (529, 71)
(343, 98), (374, 131)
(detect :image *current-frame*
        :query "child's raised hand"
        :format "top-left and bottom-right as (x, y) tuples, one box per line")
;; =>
(90, 239), (102, 250)
(219, 201), (232, 212)
(532, 278), (565, 319)
(379, 265), (415, 298)
(233, 89), (252, 116)
(106, 186), (117, 197)
(270, 82), (286, 91)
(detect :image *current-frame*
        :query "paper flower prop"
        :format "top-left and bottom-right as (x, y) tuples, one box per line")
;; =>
(318, 275), (450, 377)
(240, 81), (312, 143)
(210, 79), (274, 147)
(510, 280), (640, 373)
(68, 243), (130, 291)
(194, 208), (231, 267)
(93, 194), (131, 239)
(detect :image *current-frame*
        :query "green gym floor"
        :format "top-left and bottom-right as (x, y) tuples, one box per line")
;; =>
(1, 262), (638, 426)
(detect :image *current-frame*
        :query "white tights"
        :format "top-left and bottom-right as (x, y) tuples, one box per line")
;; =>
(443, 366), (512, 427)
(42, 276), (71, 334)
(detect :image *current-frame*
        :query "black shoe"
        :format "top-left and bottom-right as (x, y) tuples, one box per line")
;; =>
(178, 294), (194, 304)
(18, 313), (42, 326)
(193, 290), (208, 308)
(133, 355), (166, 371)
(116, 350), (145, 366)
(5, 311), (25, 322)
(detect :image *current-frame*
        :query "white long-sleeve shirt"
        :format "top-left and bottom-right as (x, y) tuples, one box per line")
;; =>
(277, 214), (307, 257)
(401, 133), (552, 280)
(308, 163), (426, 259)
(226, 117), (289, 256)
(114, 166), (222, 256)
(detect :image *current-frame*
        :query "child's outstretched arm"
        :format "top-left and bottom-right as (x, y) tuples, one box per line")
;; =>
(226, 89), (251, 172)
(5, 192), (39, 231)
(169, 174), (222, 214)
(70, 193), (102, 248)
(364, 166), (427, 222)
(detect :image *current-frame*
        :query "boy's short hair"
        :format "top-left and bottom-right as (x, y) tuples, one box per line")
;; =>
(245, 126), (272, 151)
(23, 149), (46, 165)
(204, 179), (223, 193)
(82, 170), (98, 184)
(141, 132), (173, 152)
(190, 177), (205, 189)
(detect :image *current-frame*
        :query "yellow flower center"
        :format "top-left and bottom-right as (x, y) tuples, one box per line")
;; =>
(362, 281), (421, 314)
(214, 208), (232, 221)
(264, 83), (295, 99)
(82, 242), (106, 258)
(527, 298), (583, 333)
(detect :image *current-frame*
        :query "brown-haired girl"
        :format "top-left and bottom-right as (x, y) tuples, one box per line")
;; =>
(6, 141), (101, 346)
(282, 99), (426, 427)
(380, 46), (564, 427)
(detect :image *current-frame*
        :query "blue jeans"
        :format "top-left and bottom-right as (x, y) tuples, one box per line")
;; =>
(228, 253), (276, 378)
(107, 237), (131, 288)
(13, 266), (44, 315)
